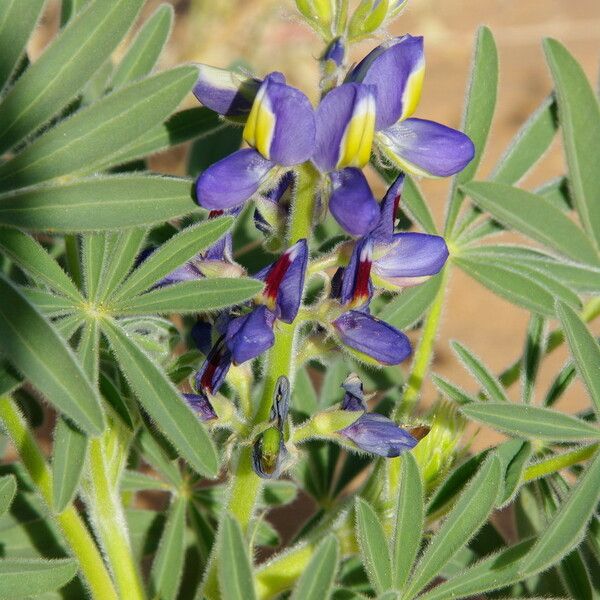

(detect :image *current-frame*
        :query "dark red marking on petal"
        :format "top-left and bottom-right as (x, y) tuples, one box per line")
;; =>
(393, 193), (402, 226)
(209, 210), (224, 219)
(263, 251), (293, 306)
(200, 337), (226, 393)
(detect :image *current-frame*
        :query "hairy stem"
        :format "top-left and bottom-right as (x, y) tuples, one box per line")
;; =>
(86, 436), (146, 600)
(524, 444), (599, 482)
(0, 395), (118, 600)
(394, 265), (449, 421)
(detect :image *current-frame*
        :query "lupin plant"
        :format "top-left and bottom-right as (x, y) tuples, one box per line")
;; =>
(0, 1), (599, 599)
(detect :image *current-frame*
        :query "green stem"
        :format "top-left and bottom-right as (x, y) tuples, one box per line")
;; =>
(289, 163), (320, 245)
(0, 395), (118, 600)
(86, 436), (146, 600)
(393, 266), (449, 421)
(524, 444), (599, 482)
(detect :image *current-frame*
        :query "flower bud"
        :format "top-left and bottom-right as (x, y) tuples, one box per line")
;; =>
(295, 0), (335, 37)
(348, 0), (389, 40)
(412, 400), (466, 490)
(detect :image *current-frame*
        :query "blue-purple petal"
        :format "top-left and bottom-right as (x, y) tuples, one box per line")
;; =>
(340, 236), (374, 307)
(195, 149), (275, 210)
(329, 168), (380, 236)
(348, 35), (424, 130)
(226, 306), (276, 364)
(195, 336), (232, 394)
(378, 118), (475, 178)
(193, 65), (262, 117)
(341, 373), (367, 411)
(191, 319), (213, 356)
(333, 310), (411, 365)
(373, 232), (448, 286)
(370, 174), (405, 242)
(341, 413), (417, 457)
(183, 392), (218, 421)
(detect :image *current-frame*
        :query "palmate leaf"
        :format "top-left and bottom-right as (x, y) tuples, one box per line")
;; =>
(392, 453), (423, 589)
(0, 228), (82, 301)
(445, 26), (498, 235)
(149, 496), (187, 600)
(0, 0), (144, 154)
(0, 66), (198, 192)
(454, 256), (558, 316)
(403, 454), (502, 598)
(461, 402), (600, 442)
(0, 0), (45, 92)
(0, 558), (78, 597)
(290, 535), (339, 600)
(378, 272), (442, 330)
(0, 175), (199, 231)
(82, 233), (107, 303)
(102, 318), (218, 478)
(217, 514), (257, 600)
(112, 216), (233, 300)
(544, 39), (600, 249)
(112, 278), (264, 315)
(491, 96), (558, 185)
(556, 301), (600, 418)
(355, 498), (393, 594)
(111, 3), (173, 89)
(0, 274), (104, 435)
(451, 341), (508, 403)
(461, 181), (600, 266)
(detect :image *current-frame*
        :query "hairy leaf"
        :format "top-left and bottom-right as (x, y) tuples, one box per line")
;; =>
(291, 535), (339, 600)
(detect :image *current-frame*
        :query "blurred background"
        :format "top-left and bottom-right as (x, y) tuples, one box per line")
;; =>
(29, 0), (600, 450)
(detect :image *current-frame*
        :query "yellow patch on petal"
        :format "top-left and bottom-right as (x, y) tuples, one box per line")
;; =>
(243, 86), (275, 159)
(399, 61), (425, 121)
(336, 94), (376, 169)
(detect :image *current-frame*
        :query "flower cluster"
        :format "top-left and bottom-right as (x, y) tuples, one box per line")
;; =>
(162, 29), (473, 478)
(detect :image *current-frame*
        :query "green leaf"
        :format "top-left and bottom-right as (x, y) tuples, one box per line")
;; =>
(0, 474), (17, 516)
(378, 272), (442, 329)
(51, 417), (88, 513)
(0, 0), (45, 92)
(0, 66), (198, 191)
(451, 341), (508, 403)
(455, 256), (557, 316)
(556, 301), (600, 418)
(113, 278), (263, 315)
(17, 287), (74, 316)
(402, 177), (437, 234)
(120, 470), (172, 492)
(355, 497), (393, 594)
(135, 427), (182, 487)
(150, 496), (186, 600)
(111, 4), (173, 88)
(60, 0), (91, 26)
(491, 96), (557, 184)
(460, 402), (600, 442)
(102, 318), (218, 478)
(97, 229), (146, 303)
(393, 453), (423, 589)
(0, 228), (81, 302)
(112, 217), (233, 300)
(292, 367), (318, 417)
(416, 538), (535, 600)
(560, 548), (593, 600)
(0, 558), (78, 597)
(496, 439), (532, 507)
(431, 375), (475, 405)
(0, 0), (144, 154)
(0, 175), (199, 232)
(460, 243), (600, 294)
(404, 454), (502, 598)
(82, 233), (107, 303)
(261, 480), (298, 507)
(103, 107), (222, 171)
(544, 362), (576, 407)
(0, 275), (103, 435)
(455, 26), (498, 186)
(445, 26), (498, 234)
(461, 181), (599, 266)
(252, 519), (280, 548)
(522, 449), (600, 573)
(217, 513), (257, 600)
(291, 535), (339, 600)
(544, 38), (600, 249)
(522, 315), (545, 404)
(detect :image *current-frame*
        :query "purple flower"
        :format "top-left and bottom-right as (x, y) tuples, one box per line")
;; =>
(224, 239), (308, 364)
(337, 374), (419, 457)
(194, 333), (232, 396)
(193, 64), (262, 118)
(347, 35), (475, 177)
(333, 309), (412, 365)
(183, 391), (218, 421)
(195, 73), (316, 211)
(339, 174), (448, 302)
